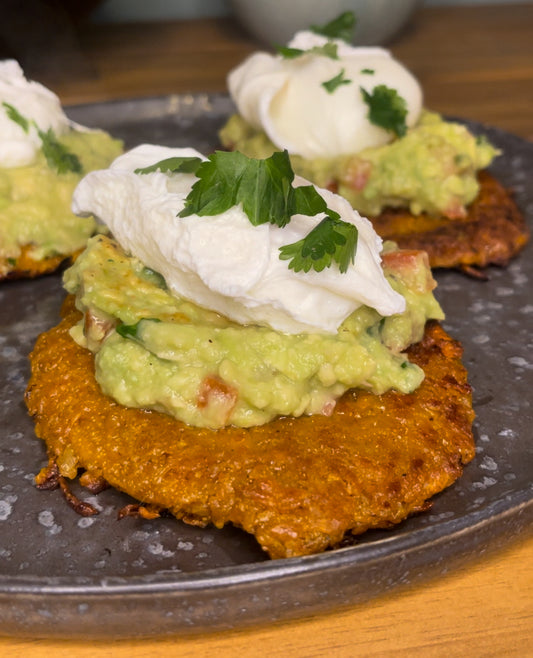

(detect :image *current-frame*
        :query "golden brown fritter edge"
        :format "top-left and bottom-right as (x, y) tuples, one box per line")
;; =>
(0, 246), (64, 280)
(0, 245), (81, 281)
(25, 300), (476, 559)
(370, 171), (529, 277)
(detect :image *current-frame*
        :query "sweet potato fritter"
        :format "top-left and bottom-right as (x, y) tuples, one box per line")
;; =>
(370, 171), (529, 276)
(0, 244), (69, 281)
(25, 301), (475, 559)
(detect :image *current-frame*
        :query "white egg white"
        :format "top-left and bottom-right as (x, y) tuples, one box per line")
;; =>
(228, 31), (423, 159)
(72, 144), (405, 334)
(0, 60), (74, 168)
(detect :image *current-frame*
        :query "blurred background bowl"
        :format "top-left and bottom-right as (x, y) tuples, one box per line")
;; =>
(229, 0), (423, 46)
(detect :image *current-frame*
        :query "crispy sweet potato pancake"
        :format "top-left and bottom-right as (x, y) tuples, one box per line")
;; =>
(25, 300), (475, 559)
(370, 171), (529, 276)
(0, 245), (75, 281)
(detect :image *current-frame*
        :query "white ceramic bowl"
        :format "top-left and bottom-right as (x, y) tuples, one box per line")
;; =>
(230, 0), (422, 46)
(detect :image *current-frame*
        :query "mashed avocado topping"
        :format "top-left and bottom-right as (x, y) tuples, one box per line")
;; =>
(0, 129), (122, 264)
(64, 235), (443, 429)
(219, 110), (498, 219)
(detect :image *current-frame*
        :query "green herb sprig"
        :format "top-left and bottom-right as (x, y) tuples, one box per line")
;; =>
(2, 101), (82, 174)
(136, 150), (359, 274)
(2, 102), (29, 133)
(179, 150), (295, 227)
(116, 318), (161, 340)
(134, 156), (203, 175)
(360, 84), (408, 138)
(37, 127), (82, 174)
(276, 10), (357, 60)
(279, 214), (358, 274)
(276, 42), (339, 61)
(322, 68), (352, 94)
(310, 11), (357, 43)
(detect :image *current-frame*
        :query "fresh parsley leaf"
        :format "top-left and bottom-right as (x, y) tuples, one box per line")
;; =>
(179, 150), (248, 219)
(3, 102), (82, 173)
(116, 322), (140, 339)
(360, 68), (375, 75)
(37, 127), (82, 174)
(276, 42), (339, 61)
(179, 150), (358, 274)
(292, 184), (330, 217)
(310, 11), (356, 43)
(279, 212), (358, 274)
(275, 45), (305, 59)
(134, 156), (203, 175)
(2, 101), (29, 132)
(179, 150), (297, 227)
(239, 149), (296, 226)
(360, 84), (408, 138)
(179, 150), (245, 219)
(322, 68), (352, 93)
(116, 318), (161, 339)
(310, 42), (339, 60)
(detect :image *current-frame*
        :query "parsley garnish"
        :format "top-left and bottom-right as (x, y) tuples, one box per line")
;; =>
(307, 42), (339, 60)
(276, 41), (339, 61)
(360, 68), (375, 75)
(279, 215), (358, 274)
(169, 150), (358, 274)
(134, 156), (203, 175)
(322, 68), (352, 94)
(37, 127), (82, 174)
(3, 102), (82, 174)
(310, 11), (356, 43)
(116, 321), (140, 339)
(116, 318), (161, 339)
(360, 84), (408, 138)
(2, 101), (29, 132)
(276, 46), (306, 59)
(179, 150), (298, 227)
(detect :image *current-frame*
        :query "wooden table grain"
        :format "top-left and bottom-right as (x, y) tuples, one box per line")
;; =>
(1, 4), (532, 655)
(35, 3), (533, 141)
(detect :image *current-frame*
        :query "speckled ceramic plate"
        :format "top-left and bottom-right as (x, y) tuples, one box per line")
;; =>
(0, 95), (531, 639)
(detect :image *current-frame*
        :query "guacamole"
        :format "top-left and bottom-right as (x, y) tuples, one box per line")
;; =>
(0, 128), (122, 270)
(219, 111), (499, 219)
(64, 235), (444, 429)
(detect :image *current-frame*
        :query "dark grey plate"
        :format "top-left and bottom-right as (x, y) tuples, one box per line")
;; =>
(0, 94), (531, 639)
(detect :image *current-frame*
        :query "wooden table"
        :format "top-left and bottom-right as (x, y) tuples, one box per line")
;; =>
(2, 4), (532, 656)
(31, 2), (533, 141)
